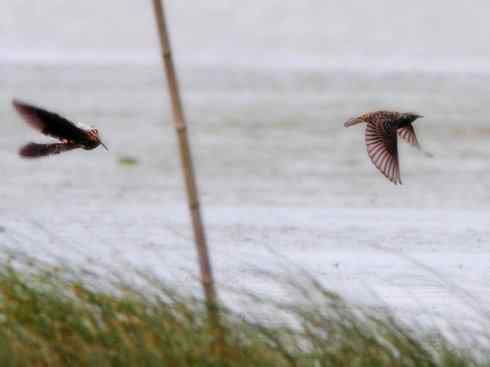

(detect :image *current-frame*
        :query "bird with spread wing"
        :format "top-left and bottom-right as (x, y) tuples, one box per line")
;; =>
(344, 111), (429, 184)
(13, 100), (107, 158)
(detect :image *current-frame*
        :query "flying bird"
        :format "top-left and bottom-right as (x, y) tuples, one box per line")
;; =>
(344, 111), (427, 185)
(13, 99), (107, 158)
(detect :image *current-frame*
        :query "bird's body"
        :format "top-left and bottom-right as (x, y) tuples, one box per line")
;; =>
(12, 100), (107, 158)
(344, 110), (424, 185)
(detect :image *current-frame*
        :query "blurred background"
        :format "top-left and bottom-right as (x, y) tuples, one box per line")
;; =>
(2, 0), (490, 210)
(1, 1), (490, 318)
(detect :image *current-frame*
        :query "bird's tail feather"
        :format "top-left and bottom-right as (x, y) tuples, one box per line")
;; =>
(344, 117), (365, 127)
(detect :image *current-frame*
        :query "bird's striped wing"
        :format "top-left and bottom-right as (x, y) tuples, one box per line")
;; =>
(13, 100), (89, 143)
(398, 124), (433, 157)
(19, 142), (80, 159)
(397, 124), (420, 148)
(365, 121), (401, 184)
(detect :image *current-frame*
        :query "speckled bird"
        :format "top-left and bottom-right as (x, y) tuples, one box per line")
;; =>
(344, 111), (425, 185)
(13, 99), (107, 158)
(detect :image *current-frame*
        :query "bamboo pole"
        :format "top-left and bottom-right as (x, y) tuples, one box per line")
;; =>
(151, 0), (223, 342)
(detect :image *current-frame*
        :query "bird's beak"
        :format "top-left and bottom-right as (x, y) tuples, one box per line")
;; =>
(100, 141), (108, 151)
(417, 115), (424, 119)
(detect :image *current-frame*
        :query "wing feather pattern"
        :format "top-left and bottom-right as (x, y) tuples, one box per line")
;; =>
(397, 124), (420, 148)
(365, 121), (401, 184)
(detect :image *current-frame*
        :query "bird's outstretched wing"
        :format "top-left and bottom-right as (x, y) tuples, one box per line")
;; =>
(397, 124), (420, 148)
(397, 124), (433, 157)
(365, 121), (401, 185)
(13, 100), (89, 143)
(19, 142), (80, 158)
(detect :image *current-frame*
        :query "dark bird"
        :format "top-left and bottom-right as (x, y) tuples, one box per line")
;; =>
(13, 99), (107, 158)
(344, 111), (426, 185)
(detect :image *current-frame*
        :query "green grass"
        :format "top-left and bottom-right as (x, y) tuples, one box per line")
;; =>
(0, 257), (487, 366)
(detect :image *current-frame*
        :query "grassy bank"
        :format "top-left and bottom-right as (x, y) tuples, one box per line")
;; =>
(0, 258), (486, 366)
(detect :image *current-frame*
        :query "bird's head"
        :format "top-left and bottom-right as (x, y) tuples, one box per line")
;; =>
(87, 128), (108, 150)
(400, 112), (423, 124)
